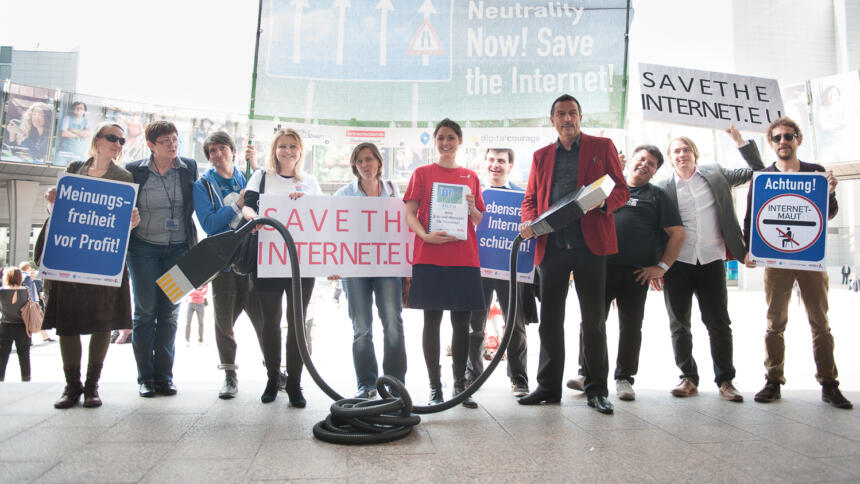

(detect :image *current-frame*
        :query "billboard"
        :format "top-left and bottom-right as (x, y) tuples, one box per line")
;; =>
(254, 0), (632, 126)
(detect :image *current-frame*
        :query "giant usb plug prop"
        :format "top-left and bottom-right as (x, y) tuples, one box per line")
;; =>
(156, 180), (611, 444)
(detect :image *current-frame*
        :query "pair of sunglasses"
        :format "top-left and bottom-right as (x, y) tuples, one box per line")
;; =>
(771, 133), (798, 143)
(100, 134), (126, 146)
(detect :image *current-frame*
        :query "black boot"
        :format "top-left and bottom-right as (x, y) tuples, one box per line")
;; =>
(261, 369), (278, 404)
(83, 364), (103, 408)
(54, 366), (83, 409)
(454, 377), (478, 409)
(285, 377), (306, 408)
(428, 365), (443, 405)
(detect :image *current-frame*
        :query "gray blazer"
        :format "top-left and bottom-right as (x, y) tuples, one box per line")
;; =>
(659, 156), (764, 261)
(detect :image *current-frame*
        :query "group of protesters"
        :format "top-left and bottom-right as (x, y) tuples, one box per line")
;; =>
(9, 92), (849, 415)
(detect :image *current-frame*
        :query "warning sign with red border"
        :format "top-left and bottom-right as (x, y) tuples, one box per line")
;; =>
(750, 172), (829, 271)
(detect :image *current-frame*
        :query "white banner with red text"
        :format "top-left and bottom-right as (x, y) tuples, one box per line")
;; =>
(257, 194), (414, 278)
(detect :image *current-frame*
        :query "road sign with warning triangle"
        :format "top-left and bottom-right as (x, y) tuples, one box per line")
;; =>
(407, 19), (445, 56)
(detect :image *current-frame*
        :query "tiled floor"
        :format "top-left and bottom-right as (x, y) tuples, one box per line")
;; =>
(2, 283), (859, 482)
(1, 382), (858, 483)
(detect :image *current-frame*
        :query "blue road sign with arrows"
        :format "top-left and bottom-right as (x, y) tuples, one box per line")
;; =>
(266, 0), (452, 81)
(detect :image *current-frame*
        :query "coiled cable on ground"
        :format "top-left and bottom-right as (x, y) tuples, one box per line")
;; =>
(311, 375), (421, 445)
(251, 217), (522, 444)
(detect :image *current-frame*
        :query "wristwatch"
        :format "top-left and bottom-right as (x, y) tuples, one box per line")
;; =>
(657, 261), (670, 272)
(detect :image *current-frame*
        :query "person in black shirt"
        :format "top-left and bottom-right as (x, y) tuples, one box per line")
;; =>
(566, 145), (685, 401)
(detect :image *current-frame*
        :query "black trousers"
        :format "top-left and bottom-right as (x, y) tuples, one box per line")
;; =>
(212, 271), (279, 379)
(252, 277), (315, 383)
(662, 260), (735, 387)
(466, 277), (528, 385)
(537, 244), (608, 397)
(0, 323), (30, 381)
(577, 264), (649, 384)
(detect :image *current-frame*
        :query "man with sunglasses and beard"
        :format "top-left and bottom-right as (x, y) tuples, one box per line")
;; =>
(738, 117), (851, 409)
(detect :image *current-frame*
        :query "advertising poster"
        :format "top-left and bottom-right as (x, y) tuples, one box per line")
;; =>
(810, 71), (860, 163)
(104, 105), (150, 162)
(779, 82), (814, 162)
(54, 94), (103, 166)
(1, 84), (55, 164)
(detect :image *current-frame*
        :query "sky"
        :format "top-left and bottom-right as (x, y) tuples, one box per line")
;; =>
(0, 0), (735, 115)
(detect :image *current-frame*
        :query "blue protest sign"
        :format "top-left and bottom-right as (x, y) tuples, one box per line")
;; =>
(40, 174), (138, 286)
(476, 188), (535, 282)
(750, 172), (828, 271)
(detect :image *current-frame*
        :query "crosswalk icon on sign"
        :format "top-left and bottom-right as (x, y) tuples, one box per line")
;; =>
(407, 19), (445, 57)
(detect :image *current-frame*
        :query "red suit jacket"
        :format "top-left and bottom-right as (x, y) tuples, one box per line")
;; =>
(521, 133), (630, 265)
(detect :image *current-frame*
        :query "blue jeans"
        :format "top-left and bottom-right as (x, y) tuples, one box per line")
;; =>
(343, 277), (406, 391)
(127, 237), (188, 384)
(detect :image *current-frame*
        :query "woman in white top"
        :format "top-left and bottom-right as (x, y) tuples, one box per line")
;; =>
(242, 128), (320, 407)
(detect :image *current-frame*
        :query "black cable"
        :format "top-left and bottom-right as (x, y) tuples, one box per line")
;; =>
(245, 218), (522, 444)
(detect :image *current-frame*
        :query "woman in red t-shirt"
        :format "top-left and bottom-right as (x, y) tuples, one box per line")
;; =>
(403, 118), (485, 408)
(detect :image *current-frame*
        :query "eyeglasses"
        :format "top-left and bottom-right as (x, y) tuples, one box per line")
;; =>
(100, 134), (126, 146)
(156, 137), (179, 146)
(771, 133), (798, 143)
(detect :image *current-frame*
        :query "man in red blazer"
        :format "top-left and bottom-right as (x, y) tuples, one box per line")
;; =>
(518, 94), (629, 414)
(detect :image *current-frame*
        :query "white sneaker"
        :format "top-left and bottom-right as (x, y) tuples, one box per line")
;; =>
(566, 375), (586, 391)
(616, 380), (635, 401)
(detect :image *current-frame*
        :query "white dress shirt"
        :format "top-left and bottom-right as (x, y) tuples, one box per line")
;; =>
(674, 169), (725, 265)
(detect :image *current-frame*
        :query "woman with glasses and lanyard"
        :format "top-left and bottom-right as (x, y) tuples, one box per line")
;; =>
(44, 122), (140, 408)
(125, 121), (198, 398)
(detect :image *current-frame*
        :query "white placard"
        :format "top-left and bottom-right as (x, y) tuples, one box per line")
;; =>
(257, 194), (414, 278)
(639, 63), (784, 133)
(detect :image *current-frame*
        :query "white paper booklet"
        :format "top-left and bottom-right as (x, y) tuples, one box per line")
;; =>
(576, 174), (616, 212)
(428, 182), (470, 240)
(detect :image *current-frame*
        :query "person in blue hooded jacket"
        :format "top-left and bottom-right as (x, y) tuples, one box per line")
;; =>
(191, 131), (278, 403)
